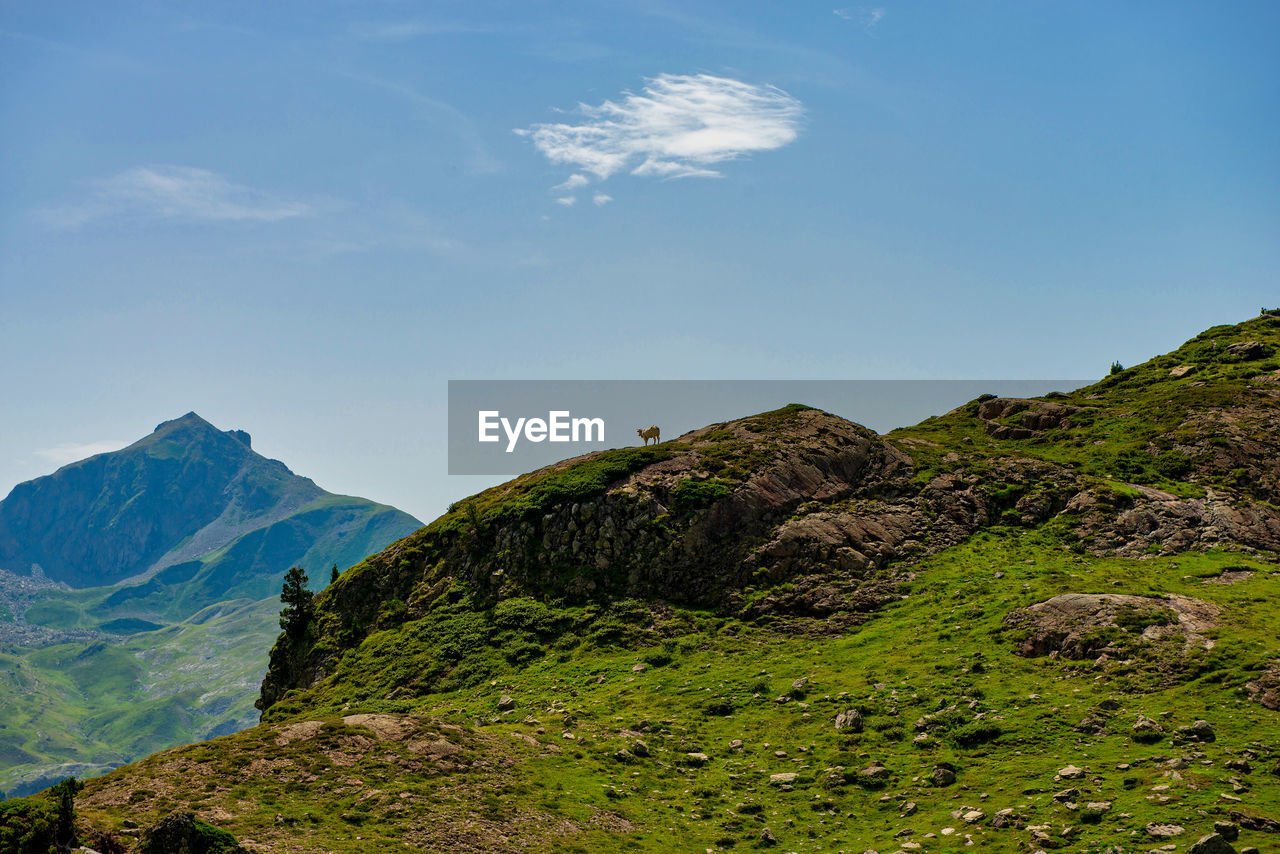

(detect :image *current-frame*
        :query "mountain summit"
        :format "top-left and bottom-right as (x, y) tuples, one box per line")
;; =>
(0, 414), (422, 799)
(0, 412), (421, 613)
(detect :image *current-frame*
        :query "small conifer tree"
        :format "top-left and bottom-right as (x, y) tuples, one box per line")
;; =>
(279, 566), (314, 638)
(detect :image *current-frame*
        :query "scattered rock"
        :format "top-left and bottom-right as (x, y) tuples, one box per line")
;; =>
(1228, 810), (1280, 833)
(1213, 821), (1239, 842)
(1075, 714), (1108, 735)
(1056, 765), (1086, 780)
(1146, 822), (1186, 838)
(770, 772), (798, 785)
(1170, 365), (1198, 377)
(1133, 714), (1166, 742)
(497, 694), (516, 711)
(962, 809), (985, 823)
(1226, 340), (1271, 359)
(858, 763), (891, 788)
(835, 708), (864, 732)
(1176, 720), (1216, 743)
(684, 752), (709, 767)
(759, 827), (777, 846)
(1188, 832), (1237, 854)
(931, 764), (957, 787)
(1243, 662), (1280, 711)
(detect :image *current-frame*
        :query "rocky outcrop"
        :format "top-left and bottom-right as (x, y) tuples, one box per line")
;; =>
(1064, 488), (1280, 556)
(976, 398), (1084, 439)
(1005, 593), (1219, 659)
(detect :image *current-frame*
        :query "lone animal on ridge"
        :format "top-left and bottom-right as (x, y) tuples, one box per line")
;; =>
(637, 425), (660, 446)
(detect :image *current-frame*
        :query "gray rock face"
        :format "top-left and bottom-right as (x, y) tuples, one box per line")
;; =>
(1176, 719), (1217, 743)
(858, 763), (890, 787)
(1146, 822), (1186, 838)
(834, 708), (863, 732)
(1226, 340), (1271, 359)
(1005, 593), (1218, 660)
(1188, 832), (1236, 854)
(1212, 821), (1238, 842)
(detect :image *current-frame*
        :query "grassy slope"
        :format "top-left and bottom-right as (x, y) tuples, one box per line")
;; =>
(65, 533), (1278, 853)
(0, 597), (280, 798)
(889, 313), (1280, 493)
(12, 315), (1280, 850)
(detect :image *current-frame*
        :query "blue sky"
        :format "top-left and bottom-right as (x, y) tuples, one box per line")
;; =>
(2, 1), (1277, 524)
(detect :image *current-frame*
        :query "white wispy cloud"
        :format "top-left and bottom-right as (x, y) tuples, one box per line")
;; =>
(517, 73), (803, 196)
(554, 174), (590, 192)
(555, 196), (577, 206)
(834, 7), (885, 31)
(39, 166), (313, 228)
(35, 440), (128, 467)
(592, 193), (613, 206)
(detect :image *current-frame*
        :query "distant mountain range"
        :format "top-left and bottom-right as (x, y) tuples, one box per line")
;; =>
(0, 413), (421, 797)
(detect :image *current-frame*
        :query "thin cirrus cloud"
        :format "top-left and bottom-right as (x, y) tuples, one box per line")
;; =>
(38, 165), (314, 229)
(834, 7), (886, 30)
(517, 73), (803, 205)
(35, 440), (128, 467)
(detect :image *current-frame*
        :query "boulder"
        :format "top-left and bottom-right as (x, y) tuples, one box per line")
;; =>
(1176, 720), (1216, 743)
(1006, 593), (1219, 659)
(1213, 821), (1239, 842)
(858, 763), (891, 788)
(1146, 822), (1186, 838)
(1226, 340), (1271, 359)
(835, 708), (864, 732)
(1133, 714), (1165, 742)
(1188, 833), (1236, 854)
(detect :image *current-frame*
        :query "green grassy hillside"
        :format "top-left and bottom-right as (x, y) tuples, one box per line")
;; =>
(7, 314), (1280, 853)
(0, 597), (279, 799)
